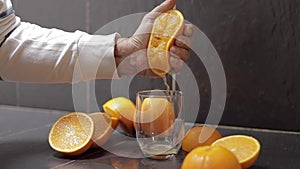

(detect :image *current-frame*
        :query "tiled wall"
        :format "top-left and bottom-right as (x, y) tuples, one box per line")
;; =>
(1, 0), (299, 131)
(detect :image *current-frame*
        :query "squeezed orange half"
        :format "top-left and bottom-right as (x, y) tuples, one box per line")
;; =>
(147, 9), (184, 76)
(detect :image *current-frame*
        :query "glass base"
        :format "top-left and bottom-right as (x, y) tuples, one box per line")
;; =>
(141, 143), (180, 160)
(147, 153), (176, 160)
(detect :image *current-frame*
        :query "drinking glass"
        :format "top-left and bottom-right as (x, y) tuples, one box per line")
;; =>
(135, 90), (184, 159)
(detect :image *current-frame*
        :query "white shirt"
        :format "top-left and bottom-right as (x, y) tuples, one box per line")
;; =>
(0, 0), (120, 83)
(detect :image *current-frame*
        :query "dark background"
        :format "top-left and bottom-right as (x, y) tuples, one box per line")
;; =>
(0, 0), (299, 131)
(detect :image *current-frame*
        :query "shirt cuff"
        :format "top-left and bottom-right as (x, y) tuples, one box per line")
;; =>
(77, 32), (121, 81)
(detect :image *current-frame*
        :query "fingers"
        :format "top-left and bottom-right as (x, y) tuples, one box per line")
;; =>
(169, 56), (184, 74)
(183, 24), (194, 37)
(139, 0), (176, 36)
(175, 35), (192, 50)
(143, 0), (176, 22)
(170, 46), (190, 62)
(152, 0), (176, 13)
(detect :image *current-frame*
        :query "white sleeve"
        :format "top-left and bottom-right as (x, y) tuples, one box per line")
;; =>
(0, 0), (21, 42)
(0, 22), (120, 83)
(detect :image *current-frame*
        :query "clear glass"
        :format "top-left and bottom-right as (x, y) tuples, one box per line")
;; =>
(135, 90), (184, 160)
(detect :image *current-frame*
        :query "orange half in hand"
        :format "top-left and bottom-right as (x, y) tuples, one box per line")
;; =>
(147, 9), (184, 76)
(48, 112), (94, 156)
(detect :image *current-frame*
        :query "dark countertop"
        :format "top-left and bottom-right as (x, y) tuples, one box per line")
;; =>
(0, 105), (299, 169)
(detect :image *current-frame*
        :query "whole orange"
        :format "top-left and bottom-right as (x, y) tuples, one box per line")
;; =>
(181, 145), (242, 169)
(182, 125), (222, 152)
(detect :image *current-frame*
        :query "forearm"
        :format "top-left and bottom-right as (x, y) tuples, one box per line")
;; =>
(0, 22), (120, 83)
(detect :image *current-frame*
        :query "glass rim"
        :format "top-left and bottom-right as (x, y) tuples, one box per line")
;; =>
(136, 90), (183, 97)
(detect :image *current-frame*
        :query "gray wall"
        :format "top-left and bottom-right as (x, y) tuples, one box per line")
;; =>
(0, 0), (299, 131)
(178, 0), (300, 131)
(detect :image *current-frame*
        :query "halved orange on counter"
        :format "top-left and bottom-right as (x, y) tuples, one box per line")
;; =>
(89, 112), (114, 148)
(103, 97), (136, 136)
(48, 112), (94, 156)
(147, 9), (184, 76)
(212, 135), (261, 168)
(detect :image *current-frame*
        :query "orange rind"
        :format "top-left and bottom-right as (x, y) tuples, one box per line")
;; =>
(110, 116), (119, 130)
(89, 112), (114, 148)
(182, 125), (222, 152)
(103, 97), (136, 136)
(181, 145), (242, 169)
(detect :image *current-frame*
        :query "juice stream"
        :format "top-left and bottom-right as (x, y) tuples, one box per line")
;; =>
(162, 76), (170, 91)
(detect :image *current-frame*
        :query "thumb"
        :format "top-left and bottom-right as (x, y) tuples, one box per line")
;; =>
(151, 0), (176, 13)
(133, 0), (175, 42)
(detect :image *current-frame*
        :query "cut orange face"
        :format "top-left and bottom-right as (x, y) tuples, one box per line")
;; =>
(147, 9), (184, 76)
(103, 97), (136, 136)
(48, 112), (94, 156)
(212, 135), (261, 168)
(182, 125), (222, 152)
(89, 112), (114, 148)
(181, 145), (242, 169)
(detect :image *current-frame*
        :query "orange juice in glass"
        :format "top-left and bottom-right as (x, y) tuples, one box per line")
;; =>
(135, 90), (184, 159)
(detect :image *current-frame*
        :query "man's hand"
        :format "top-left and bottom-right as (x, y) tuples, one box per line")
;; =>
(115, 0), (193, 77)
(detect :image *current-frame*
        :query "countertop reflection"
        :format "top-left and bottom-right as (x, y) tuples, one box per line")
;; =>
(0, 105), (299, 169)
